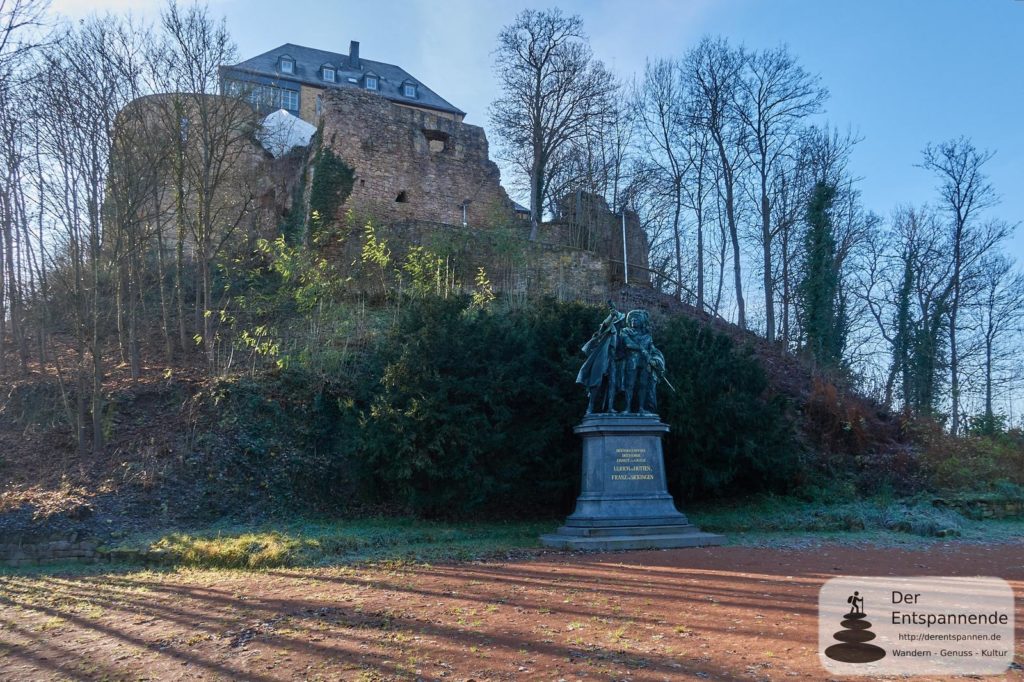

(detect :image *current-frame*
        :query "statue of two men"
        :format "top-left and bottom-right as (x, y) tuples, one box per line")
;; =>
(576, 304), (667, 416)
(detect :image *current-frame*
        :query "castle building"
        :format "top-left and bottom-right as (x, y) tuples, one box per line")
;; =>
(220, 40), (465, 124)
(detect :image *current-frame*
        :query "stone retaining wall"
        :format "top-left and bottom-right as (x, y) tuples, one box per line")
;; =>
(328, 219), (624, 302)
(934, 497), (1024, 520)
(0, 531), (102, 567)
(0, 532), (176, 568)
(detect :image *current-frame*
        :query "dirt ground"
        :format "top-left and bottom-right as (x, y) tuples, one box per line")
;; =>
(0, 543), (1022, 681)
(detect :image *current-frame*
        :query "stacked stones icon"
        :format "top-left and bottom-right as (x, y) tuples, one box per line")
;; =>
(825, 591), (887, 663)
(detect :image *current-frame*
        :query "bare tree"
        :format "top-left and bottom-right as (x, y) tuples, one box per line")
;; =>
(0, 0), (47, 66)
(105, 19), (167, 379)
(778, 125), (861, 350)
(490, 8), (616, 241)
(921, 138), (1009, 434)
(0, 0), (46, 373)
(31, 16), (144, 455)
(542, 76), (630, 242)
(685, 37), (748, 328)
(156, 0), (257, 367)
(968, 255), (1024, 428)
(680, 113), (716, 313)
(734, 45), (827, 341)
(634, 58), (690, 300)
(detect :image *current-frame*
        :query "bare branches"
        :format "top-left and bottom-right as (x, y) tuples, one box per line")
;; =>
(0, 0), (47, 67)
(734, 45), (828, 341)
(490, 8), (617, 240)
(920, 137), (1005, 433)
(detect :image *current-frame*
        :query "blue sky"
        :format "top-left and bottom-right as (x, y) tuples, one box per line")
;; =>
(53, 0), (1024, 257)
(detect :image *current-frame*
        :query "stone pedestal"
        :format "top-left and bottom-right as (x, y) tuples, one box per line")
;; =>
(540, 414), (724, 551)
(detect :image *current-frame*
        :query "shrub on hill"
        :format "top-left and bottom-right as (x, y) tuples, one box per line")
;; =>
(358, 296), (591, 518)
(106, 297), (802, 520)
(656, 315), (800, 501)
(358, 297), (801, 517)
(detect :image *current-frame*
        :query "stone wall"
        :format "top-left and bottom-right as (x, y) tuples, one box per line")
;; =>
(934, 497), (1024, 520)
(0, 530), (101, 567)
(330, 219), (634, 304)
(0, 530), (179, 567)
(551, 191), (651, 286)
(299, 84), (320, 123)
(317, 88), (517, 228)
(125, 88), (655, 305)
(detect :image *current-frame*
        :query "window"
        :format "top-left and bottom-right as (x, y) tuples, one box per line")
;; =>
(422, 128), (449, 153)
(322, 67), (335, 82)
(403, 83), (417, 98)
(243, 84), (299, 112)
(365, 75), (378, 91)
(280, 57), (294, 74)
(280, 89), (299, 110)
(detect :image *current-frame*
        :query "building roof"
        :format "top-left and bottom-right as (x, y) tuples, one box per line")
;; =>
(224, 42), (465, 117)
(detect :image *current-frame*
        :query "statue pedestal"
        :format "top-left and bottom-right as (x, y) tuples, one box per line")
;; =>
(540, 414), (724, 551)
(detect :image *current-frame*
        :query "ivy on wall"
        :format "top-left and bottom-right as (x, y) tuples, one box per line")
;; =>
(309, 148), (355, 229)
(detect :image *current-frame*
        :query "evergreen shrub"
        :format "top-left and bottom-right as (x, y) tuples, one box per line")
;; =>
(656, 315), (800, 500)
(200, 297), (802, 519)
(358, 296), (593, 518)
(360, 298), (801, 517)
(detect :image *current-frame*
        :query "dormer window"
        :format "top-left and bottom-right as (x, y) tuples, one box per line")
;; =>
(279, 56), (295, 74)
(402, 82), (417, 98)
(365, 74), (379, 91)
(322, 66), (335, 82)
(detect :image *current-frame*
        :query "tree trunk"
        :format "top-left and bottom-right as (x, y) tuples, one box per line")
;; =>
(0, 220), (6, 375)
(949, 228), (962, 435)
(2, 193), (24, 371)
(154, 192), (173, 364)
(672, 184), (683, 300)
(202, 249), (214, 367)
(128, 236), (141, 381)
(175, 134), (189, 354)
(760, 183), (775, 340)
(984, 335), (993, 423)
(175, 217), (188, 353)
(529, 152), (543, 242)
(115, 264), (127, 363)
(695, 202), (705, 312)
(77, 353), (89, 460)
(90, 208), (104, 456)
(715, 137), (745, 329)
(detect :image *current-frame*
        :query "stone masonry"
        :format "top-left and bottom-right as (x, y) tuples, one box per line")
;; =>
(318, 87), (517, 227)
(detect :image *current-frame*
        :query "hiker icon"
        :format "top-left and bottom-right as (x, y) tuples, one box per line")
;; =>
(847, 591), (865, 615)
(825, 590), (886, 663)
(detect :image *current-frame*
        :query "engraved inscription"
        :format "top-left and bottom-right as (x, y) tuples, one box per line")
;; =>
(610, 447), (655, 481)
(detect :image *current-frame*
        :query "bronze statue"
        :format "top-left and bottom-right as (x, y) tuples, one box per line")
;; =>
(578, 305), (669, 415)
(576, 305), (624, 414)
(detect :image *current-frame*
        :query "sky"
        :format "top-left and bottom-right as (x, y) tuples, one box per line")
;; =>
(49, 0), (1024, 258)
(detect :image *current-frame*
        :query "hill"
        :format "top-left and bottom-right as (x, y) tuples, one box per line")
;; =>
(0, 282), (917, 545)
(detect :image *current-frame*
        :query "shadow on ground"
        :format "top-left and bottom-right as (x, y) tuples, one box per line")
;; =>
(1, 544), (1022, 680)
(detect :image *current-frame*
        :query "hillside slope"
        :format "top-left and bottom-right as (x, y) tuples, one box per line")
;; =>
(0, 287), (906, 540)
